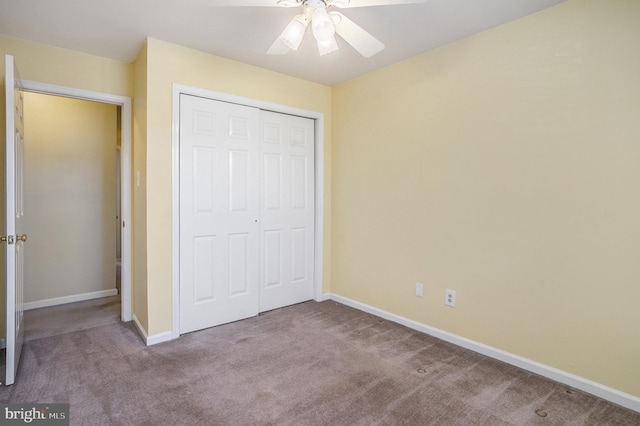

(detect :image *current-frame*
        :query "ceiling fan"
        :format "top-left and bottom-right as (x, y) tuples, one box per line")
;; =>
(212, 0), (428, 57)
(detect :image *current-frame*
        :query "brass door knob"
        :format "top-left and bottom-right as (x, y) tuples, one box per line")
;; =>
(16, 234), (27, 242)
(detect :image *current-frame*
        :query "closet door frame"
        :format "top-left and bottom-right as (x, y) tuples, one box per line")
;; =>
(170, 84), (325, 339)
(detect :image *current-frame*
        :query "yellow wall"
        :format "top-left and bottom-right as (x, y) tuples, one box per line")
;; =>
(331, 0), (640, 397)
(0, 35), (131, 96)
(23, 93), (117, 303)
(143, 38), (332, 336)
(132, 43), (149, 331)
(1, 35), (132, 338)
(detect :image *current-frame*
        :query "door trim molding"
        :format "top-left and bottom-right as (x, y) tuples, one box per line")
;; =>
(21, 80), (133, 322)
(171, 83), (325, 339)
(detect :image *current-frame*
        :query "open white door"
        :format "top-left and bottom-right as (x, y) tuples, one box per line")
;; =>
(3, 54), (26, 386)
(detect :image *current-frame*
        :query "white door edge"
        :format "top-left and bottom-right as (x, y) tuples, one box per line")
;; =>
(21, 79), (133, 322)
(5, 54), (23, 386)
(171, 83), (325, 339)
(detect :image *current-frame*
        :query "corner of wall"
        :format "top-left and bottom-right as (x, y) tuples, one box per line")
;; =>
(131, 40), (149, 333)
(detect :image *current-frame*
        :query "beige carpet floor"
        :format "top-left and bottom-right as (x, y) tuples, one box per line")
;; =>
(1, 300), (639, 425)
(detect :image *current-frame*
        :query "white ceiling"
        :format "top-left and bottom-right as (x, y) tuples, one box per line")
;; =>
(0, 0), (566, 86)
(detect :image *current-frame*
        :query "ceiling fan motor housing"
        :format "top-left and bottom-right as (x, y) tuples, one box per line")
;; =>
(305, 0), (329, 8)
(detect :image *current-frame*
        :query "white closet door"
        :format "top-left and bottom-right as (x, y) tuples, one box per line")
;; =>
(259, 111), (315, 312)
(179, 94), (260, 334)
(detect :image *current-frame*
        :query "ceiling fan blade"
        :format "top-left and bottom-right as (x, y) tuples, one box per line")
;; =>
(267, 38), (291, 55)
(329, 0), (427, 8)
(211, 0), (299, 6)
(331, 12), (384, 57)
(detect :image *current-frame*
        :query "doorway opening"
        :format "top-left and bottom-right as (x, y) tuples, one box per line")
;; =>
(20, 80), (132, 325)
(20, 93), (122, 339)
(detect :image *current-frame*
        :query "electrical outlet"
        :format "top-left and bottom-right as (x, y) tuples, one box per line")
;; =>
(416, 283), (424, 297)
(445, 289), (456, 307)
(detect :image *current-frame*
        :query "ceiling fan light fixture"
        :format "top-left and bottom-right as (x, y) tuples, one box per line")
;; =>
(311, 8), (336, 42)
(279, 14), (309, 50)
(317, 36), (339, 56)
(264, 0), (394, 58)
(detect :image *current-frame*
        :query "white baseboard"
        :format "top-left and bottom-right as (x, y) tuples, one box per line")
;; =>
(24, 289), (119, 311)
(132, 313), (175, 346)
(132, 314), (148, 344)
(316, 292), (331, 302)
(329, 293), (640, 414)
(147, 330), (174, 346)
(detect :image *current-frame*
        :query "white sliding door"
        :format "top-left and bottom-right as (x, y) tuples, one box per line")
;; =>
(259, 111), (315, 312)
(179, 95), (315, 334)
(179, 94), (261, 334)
